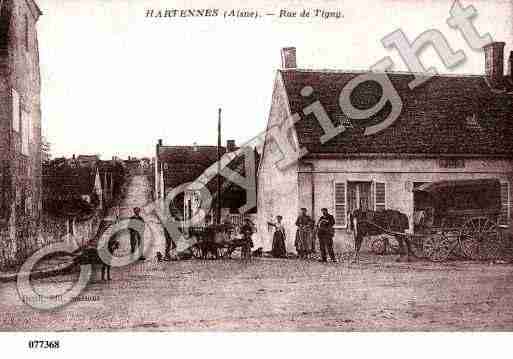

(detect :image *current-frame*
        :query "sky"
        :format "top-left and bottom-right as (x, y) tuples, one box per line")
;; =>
(36, 0), (513, 159)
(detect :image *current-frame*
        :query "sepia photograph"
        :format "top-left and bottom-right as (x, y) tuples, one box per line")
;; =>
(1, 0), (513, 355)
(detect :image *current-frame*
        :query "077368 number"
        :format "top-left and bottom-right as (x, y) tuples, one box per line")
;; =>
(28, 340), (60, 349)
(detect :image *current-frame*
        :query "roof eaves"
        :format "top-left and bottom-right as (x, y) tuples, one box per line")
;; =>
(280, 67), (487, 79)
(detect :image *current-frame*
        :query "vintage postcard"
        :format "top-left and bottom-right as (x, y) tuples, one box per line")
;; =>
(1, 0), (513, 354)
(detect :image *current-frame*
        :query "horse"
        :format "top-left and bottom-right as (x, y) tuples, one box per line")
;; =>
(349, 209), (412, 263)
(72, 238), (119, 281)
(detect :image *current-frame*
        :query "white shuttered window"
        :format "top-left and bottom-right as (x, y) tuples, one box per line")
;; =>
(375, 182), (386, 211)
(334, 182), (347, 227)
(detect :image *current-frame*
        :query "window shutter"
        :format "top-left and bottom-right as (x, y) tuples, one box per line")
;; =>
(499, 181), (510, 226)
(375, 182), (386, 211)
(12, 89), (20, 132)
(334, 182), (346, 227)
(21, 110), (30, 155)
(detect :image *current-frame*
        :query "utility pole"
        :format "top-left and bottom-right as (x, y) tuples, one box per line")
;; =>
(216, 108), (222, 225)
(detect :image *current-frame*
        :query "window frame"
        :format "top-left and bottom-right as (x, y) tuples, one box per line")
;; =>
(24, 14), (29, 52)
(333, 181), (347, 229)
(11, 88), (20, 133)
(21, 109), (31, 156)
(499, 181), (510, 227)
(374, 181), (386, 211)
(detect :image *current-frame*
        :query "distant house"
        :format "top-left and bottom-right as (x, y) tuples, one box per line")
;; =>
(257, 46), (513, 253)
(43, 163), (102, 218)
(154, 139), (257, 226)
(97, 159), (125, 208)
(43, 158), (125, 221)
(124, 156), (142, 174)
(77, 154), (100, 168)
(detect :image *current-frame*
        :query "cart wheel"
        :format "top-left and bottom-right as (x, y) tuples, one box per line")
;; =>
(371, 237), (387, 255)
(423, 233), (454, 262)
(459, 217), (500, 260)
(218, 246), (230, 259)
(190, 243), (203, 259)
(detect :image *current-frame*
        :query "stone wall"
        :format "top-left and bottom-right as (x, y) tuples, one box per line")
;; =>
(0, 0), (43, 269)
(0, 209), (104, 270)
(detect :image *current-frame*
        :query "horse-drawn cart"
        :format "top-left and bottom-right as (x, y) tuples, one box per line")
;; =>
(364, 179), (506, 262)
(412, 179), (504, 261)
(188, 224), (250, 259)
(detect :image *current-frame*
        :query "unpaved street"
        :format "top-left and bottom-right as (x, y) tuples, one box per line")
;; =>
(2, 255), (513, 331)
(1, 176), (513, 331)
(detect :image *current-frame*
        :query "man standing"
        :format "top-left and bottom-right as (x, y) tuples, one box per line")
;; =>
(317, 208), (337, 262)
(129, 207), (146, 260)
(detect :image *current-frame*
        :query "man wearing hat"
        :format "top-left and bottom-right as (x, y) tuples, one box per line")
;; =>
(317, 208), (337, 262)
(129, 207), (146, 260)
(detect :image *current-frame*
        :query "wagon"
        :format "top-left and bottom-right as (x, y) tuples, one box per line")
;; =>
(188, 224), (248, 259)
(372, 179), (506, 262)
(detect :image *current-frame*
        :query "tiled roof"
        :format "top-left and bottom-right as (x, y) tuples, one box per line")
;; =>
(281, 70), (513, 156)
(159, 145), (257, 212)
(158, 146), (229, 191)
(43, 165), (97, 197)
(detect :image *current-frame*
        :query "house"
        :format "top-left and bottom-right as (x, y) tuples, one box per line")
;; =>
(97, 159), (125, 208)
(154, 139), (257, 226)
(0, 0), (42, 266)
(257, 46), (513, 253)
(40, 157), (125, 242)
(124, 156), (142, 174)
(43, 158), (125, 215)
(42, 161), (103, 219)
(77, 154), (100, 168)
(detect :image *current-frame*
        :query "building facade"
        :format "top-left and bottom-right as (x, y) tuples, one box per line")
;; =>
(257, 46), (513, 253)
(154, 139), (257, 227)
(0, 0), (42, 267)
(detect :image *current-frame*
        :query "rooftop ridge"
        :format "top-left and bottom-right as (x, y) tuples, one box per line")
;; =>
(159, 145), (225, 149)
(279, 68), (487, 78)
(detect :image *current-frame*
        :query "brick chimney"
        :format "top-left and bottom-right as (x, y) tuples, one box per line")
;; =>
(483, 41), (505, 86)
(226, 139), (236, 152)
(281, 47), (297, 69)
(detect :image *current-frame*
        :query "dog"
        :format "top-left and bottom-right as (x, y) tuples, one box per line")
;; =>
(73, 239), (119, 281)
(252, 247), (263, 257)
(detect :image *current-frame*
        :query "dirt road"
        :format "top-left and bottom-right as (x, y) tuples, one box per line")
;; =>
(2, 175), (513, 331)
(1, 254), (513, 331)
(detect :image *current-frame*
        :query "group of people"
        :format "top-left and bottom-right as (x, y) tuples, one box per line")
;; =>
(269, 207), (337, 262)
(118, 206), (337, 263)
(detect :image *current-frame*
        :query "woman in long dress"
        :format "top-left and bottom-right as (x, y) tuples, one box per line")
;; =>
(295, 208), (314, 259)
(269, 215), (287, 258)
